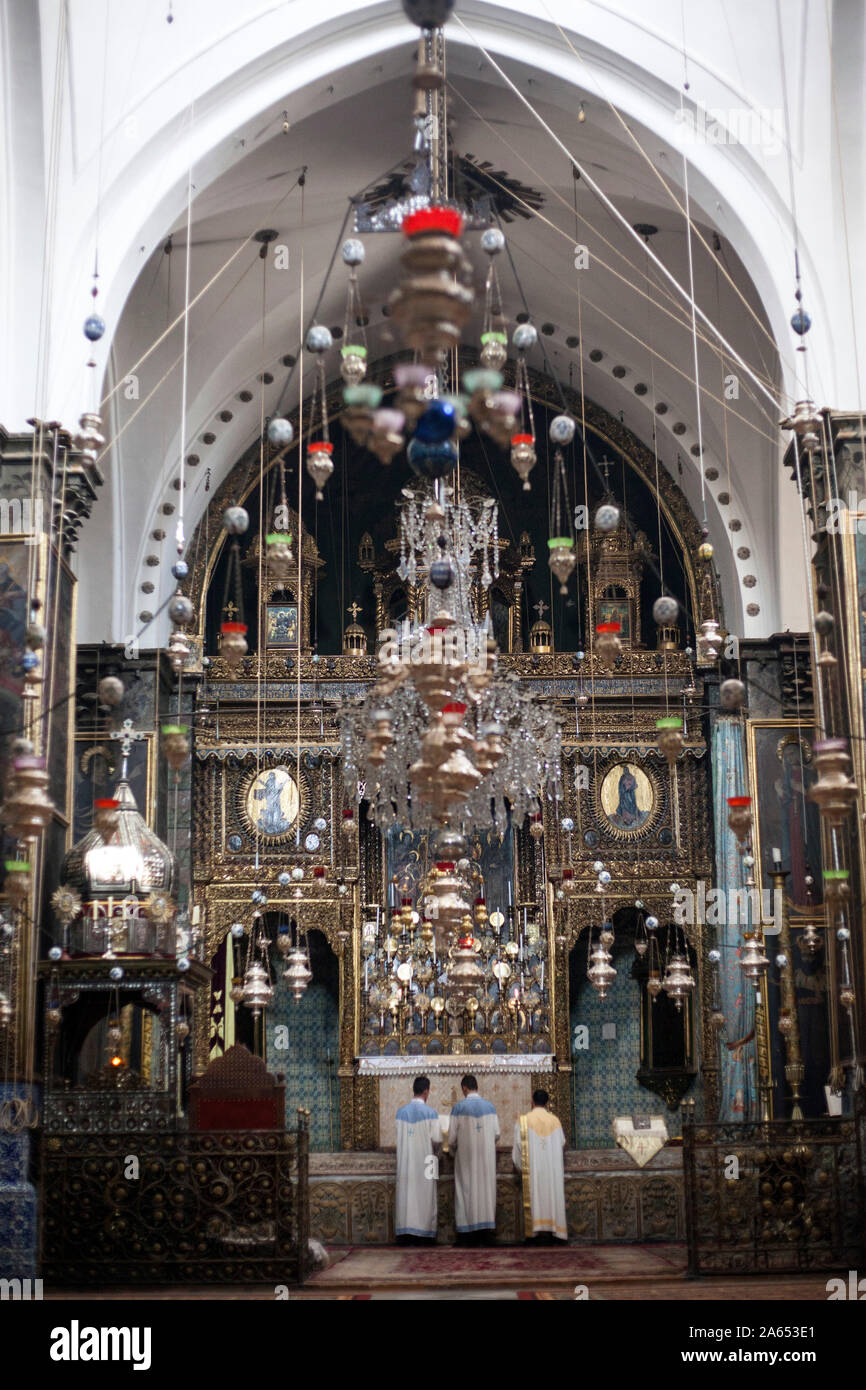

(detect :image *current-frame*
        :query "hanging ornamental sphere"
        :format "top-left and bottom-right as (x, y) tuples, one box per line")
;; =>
(594, 503), (620, 533)
(790, 308), (811, 336)
(267, 417), (294, 447)
(597, 869), (611, 886)
(342, 238), (366, 266)
(653, 595), (679, 626)
(645, 915), (659, 930)
(513, 323), (538, 352)
(278, 872), (291, 887)
(169, 594), (194, 627)
(708, 948), (721, 964)
(720, 678), (746, 710)
(407, 436), (458, 479)
(401, 0), (455, 27)
(306, 324), (333, 354)
(84, 314), (106, 342)
(697, 540), (714, 561)
(109, 966), (124, 981)
(415, 398), (457, 443)
(231, 922), (245, 938)
(593, 860), (604, 872)
(430, 554), (456, 590)
(172, 560), (189, 581)
(549, 414), (576, 445)
(97, 675), (124, 708)
(21, 652), (38, 672)
(561, 817), (574, 832)
(510, 434), (537, 490)
(814, 610), (834, 636)
(223, 505), (249, 534)
(307, 441), (334, 499)
(480, 227), (505, 256)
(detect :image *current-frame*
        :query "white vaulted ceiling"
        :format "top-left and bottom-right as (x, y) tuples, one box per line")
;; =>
(5, 0), (865, 644)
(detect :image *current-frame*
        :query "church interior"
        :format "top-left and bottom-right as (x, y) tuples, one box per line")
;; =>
(1, 0), (865, 1320)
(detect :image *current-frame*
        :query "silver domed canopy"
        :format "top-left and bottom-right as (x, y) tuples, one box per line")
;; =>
(61, 777), (178, 900)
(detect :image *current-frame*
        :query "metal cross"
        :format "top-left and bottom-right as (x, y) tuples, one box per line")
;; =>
(348, 601), (362, 623)
(109, 718), (145, 779)
(224, 600), (239, 620)
(533, 599), (549, 622)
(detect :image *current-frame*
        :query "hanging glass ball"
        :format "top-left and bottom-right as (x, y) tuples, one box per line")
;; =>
(743, 854), (755, 868)
(169, 595), (194, 626)
(97, 675), (124, 707)
(342, 238), (365, 266)
(775, 953), (789, 968)
(84, 314), (106, 342)
(278, 872), (291, 886)
(177, 957), (190, 971)
(231, 922), (245, 938)
(291, 866), (305, 881)
(109, 966), (124, 981)
(48, 946), (63, 961)
(597, 869), (611, 885)
(669, 883), (680, 894)
(645, 916), (659, 930)
(698, 541), (714, 560)
(430, 555), (455, 589)
(513, 323), (538, 352)
(549, 414), (576, 445)
(172, 560), (189, 581)
(592, 860), (604, 873)
(251, 889), (265, 904)
(480, 227), (505, 256)
(402, 0), (455, 27)
(634, 900), (644, 909)
(314, 817), (327, 832)
(814, 610), (834, 636)
(790, 308), (811, 335)
(575, 650), (585, 663)
(267, 417), (294, 446)
(21, 651), (38, 672)
(720, 678), (746, 710)
(561, 817), (574, 832)
(306, 324), (333, 354)
(415, 398), (457, 442)
(837, 926), (851, 942)
(594, 503), (620, 533)
(223, 505), (249, 534)
(708, 948), (721, 964)
(653, 595), (679, 625)
(407, 436), (458, 479)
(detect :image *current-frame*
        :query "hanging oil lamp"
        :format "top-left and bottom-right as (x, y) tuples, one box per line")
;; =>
(739, 931), (769, 982)
(547, 415), (577, 593)
(662, 951), (695, 1009)
(808, 738), (857, 827)
(161, 724), (190, 771)
(726, 795), (752, 849)
(510, 322), (538, 489)
(587, 938), (616, 999)
(595, 621), (622, 667)
(656, 716), (683, 767)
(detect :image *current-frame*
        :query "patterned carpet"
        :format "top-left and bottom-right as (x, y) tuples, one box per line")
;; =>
(310, 1243), (687, 1289)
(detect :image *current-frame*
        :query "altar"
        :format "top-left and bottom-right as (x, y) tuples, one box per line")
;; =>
(358, 1054), (555, 1148)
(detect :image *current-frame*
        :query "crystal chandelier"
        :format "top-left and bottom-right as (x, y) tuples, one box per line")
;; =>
(341, 487), (562, 833)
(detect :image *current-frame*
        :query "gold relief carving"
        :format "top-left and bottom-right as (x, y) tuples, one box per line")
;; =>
(350, 1182), (391, 1243)
(566, 1180), (601, 1240)
(354, 1076), (379, 1151)
(310, 1183), (351, 1244)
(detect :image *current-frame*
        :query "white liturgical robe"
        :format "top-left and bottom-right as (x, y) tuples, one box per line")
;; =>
(448, 1093), (501, 1232)
(395, 1098), (443, 1238)
(512, 1108), (567, 1241)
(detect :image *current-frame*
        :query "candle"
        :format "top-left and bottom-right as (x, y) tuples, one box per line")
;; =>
(772, 847), (782, 869)
(364, 960), (368, 991)
(508, 881), (513, 906)
(540, 961), (544, 992)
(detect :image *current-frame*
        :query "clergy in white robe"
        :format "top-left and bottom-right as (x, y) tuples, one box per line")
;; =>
(448, 1074), (501, 1236)
(512, 1089), (567, 1241)
(395, 1076), (443, 1240)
